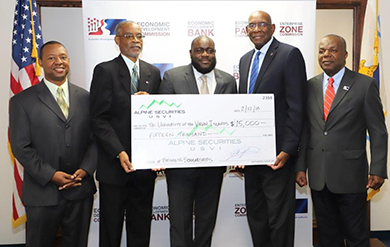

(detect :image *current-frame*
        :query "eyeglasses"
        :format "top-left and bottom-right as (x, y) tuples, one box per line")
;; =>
(117, 33), (144, 40)
(194, 48), (216, 55)
(247, 22), (272, 30)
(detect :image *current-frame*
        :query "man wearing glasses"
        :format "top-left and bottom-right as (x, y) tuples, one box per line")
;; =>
(159, 35), (237, 247)
(238, 11), (307, 247)
(90, 21), (161, 247)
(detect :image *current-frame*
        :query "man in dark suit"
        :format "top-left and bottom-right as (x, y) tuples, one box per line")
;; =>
(90, 21), (161, 247)
(238, 10), (307, 247)
(296, 34), (388, 247)
(158, 35), (237, 247)
(9, 41), (96, 247)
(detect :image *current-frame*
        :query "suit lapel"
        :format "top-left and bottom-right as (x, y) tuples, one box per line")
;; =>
(239, 51), (254, 93)
(116, 55), (132, 95)
(214, 69), (223, 94)
(312, 74), (324, 117)
(139, 60), (153, 92)
(184, 65), (199, 94)
(36, 80), (67, 122)
(328, 68), (355, 116)
(67, 83), (79, 121)
(253, 39), (278, 92)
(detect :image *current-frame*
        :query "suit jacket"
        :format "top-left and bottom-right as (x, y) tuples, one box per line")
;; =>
(239, 38), (306, 156)
(159, 64), (237, 95)
(90, 55), (161, 186)
(9, 81), (97, 206)
(296, 68), (388, 193)
(158, 64), (237, 173)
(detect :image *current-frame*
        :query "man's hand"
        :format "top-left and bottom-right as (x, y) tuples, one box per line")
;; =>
(152, 167), (166, 171)
(267, 151), (290, 170)
(295, 171), (307, 187)
(118, 151), (136, 173)
(366, 175), (385, 190)
(134, 91), (149, 95)
(51, 171), (82, 190)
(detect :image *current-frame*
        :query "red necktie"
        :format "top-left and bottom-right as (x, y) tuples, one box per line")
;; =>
(324, 77), (335, 121)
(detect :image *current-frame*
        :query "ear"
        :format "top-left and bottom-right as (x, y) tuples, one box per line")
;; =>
(114, 36), (120, 45)
(271, 24), (276, 35)
(38, 58), (42, 67)
(344, 51), (348, 60)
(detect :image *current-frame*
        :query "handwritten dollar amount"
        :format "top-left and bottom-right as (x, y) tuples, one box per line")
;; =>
(230, 119), (270, 128)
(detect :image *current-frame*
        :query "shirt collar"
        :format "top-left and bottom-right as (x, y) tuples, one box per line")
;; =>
(121, 54), (139, 73)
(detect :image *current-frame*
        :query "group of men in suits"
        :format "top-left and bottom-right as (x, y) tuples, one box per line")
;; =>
(9, 10), (387, 247)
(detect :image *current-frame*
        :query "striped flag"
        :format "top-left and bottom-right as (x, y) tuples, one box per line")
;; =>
(359, 0), (386, 200)
(9, 0), (43, 228)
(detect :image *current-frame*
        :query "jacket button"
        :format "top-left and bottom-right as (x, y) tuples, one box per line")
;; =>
(324, 131), (328, 136)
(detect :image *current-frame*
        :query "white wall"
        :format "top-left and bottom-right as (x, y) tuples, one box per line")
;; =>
(370, 0), (390, 231)
(0, 0), (26, 244)
(1, 2), (390, 245)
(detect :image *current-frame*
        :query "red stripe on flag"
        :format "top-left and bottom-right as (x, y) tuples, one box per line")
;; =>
(13, 161), (23, 199)
(10, 73), (24, 96)
(24, 64), (40, 86)
(12, 194), (19, 221)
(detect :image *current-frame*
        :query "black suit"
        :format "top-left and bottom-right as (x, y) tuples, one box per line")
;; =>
(90, 55), (161, 247)
(9, 81), (97, 247)
(296, 68), (388, 246)
(158, 64), (237, 247)
(239, 38), (306, 247)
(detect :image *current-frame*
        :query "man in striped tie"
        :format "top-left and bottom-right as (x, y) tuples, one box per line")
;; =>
(296, 34), (388, 247)
(9, 41), (97, 247)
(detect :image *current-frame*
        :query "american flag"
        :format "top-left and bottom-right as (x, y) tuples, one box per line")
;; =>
(9, 0), (43, 228)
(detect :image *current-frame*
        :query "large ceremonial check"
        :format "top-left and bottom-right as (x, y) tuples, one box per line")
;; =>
(131, 94), (276, 169)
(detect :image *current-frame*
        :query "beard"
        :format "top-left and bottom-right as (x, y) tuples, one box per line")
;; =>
(191, 57), (217, 74)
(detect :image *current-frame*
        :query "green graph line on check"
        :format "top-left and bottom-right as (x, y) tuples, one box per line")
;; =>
(178, 124), (237, 138)
(139, 99), (182, 109)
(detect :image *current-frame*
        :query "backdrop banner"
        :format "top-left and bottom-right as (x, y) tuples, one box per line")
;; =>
(82, 1), (316, 246)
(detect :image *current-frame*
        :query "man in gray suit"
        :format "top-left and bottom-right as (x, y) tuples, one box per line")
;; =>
(296, 34), (388, 247)
(9, 41), (97, 247)
(159, 35), (237, 247)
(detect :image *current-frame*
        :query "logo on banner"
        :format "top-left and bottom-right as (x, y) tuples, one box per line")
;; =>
(279, 22), (303, 36)
(295, 198), (308, 219)
(87, 18), (126, 35)
(138, 22), (171, 37)
(154, 63), (174, 79)
(152, 205), (170, 221)
(188, 21), (214, 36)
(232, 64), (240, 80)
(92, 207), (100, 223)
(235, 21), (248, 37)
(235, 203), (247, 217)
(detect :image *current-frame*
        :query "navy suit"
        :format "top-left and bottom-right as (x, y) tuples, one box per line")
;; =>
(159, 64), (237, 247)
(90, 55), (161, 247)
(10, 81), (97, 247)
(239, 38), (306, 247)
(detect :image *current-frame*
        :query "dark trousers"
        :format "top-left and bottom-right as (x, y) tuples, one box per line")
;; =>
(244, 165), (296, 247)
(25, 195), (93, 247)
(98, 170), (156, 247)
(311, 186), (369, 247)
(166, 167), (224, 247)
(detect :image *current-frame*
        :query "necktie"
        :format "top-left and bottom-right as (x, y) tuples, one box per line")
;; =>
(56, 87), (69, 119)
(131, 64), (139, 95)
(249, 51), (261, 94)
(200, 75), (210, 94)
(324, 77), (335, 121)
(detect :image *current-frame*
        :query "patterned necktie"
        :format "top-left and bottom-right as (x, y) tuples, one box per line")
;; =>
(131, 64), (139, 95)
(56, 87), (69, 119)
(249, 51), (261, 94)
(324, 77), (335, 121)
(200, 75), (210, 94)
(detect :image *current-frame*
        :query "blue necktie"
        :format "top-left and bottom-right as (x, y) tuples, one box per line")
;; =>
(131, 64), (139, 95)
(249, 51), (261, 94)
